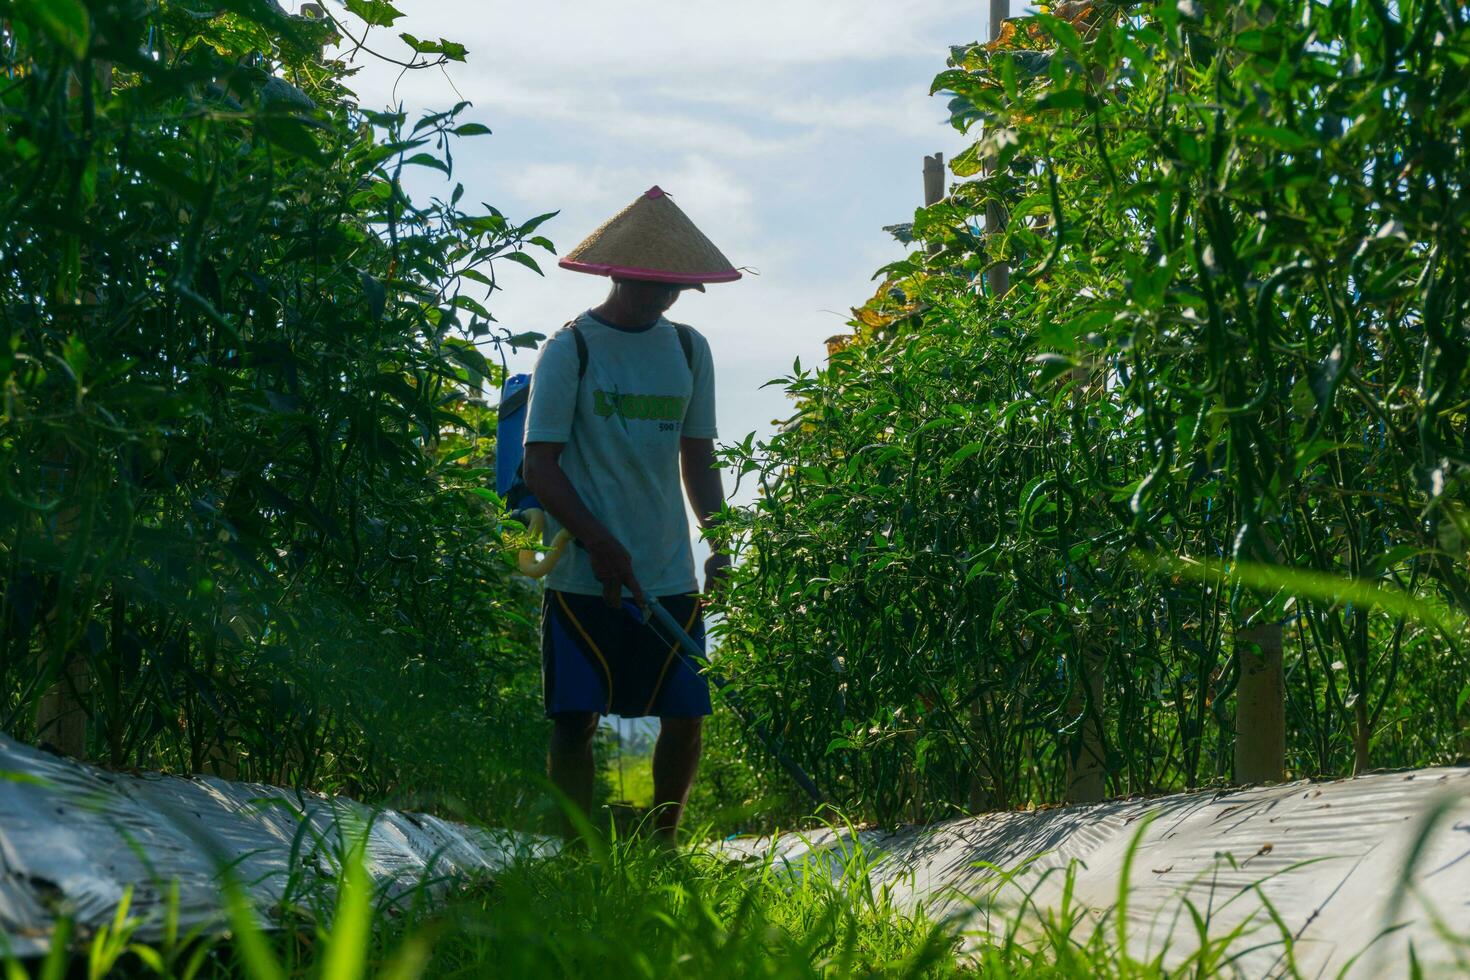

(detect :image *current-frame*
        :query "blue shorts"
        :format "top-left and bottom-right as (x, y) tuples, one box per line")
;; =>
(541, 590), (712, 719)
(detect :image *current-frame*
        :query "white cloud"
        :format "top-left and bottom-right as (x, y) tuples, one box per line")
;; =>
(312, 0), (976, 535)
(453, 77), (811, 158)
(326, 1), (975, 76)
(324, 1), (967, 158)
(652, 82), (951, 141)
(498, 155), (757, 254)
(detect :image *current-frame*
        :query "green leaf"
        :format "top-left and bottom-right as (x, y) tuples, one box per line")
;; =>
(131, 154), (208, 208)
(1039, 308), (1111, 351)
(223, 880), (284, 980)
(404, 152), (450, 174)
(319, 842), (372, 980)
(519, 211), (559, 237)
(0, 769), (51, 788)
(941, 441), (986, 479)
(950, 143), (986, 178)
(1034, 13), (1082, 58)
(399, 32), (441, 53)
(452, 294), (494, 319)
(1292, 439), (1355, 476)
(1029, 353), (1076, 388)
(1236, 125), (1316, 152)
(964, 548), (997, 585)
(454, 122), (493, 137)
(1371, 544), (1425, 573)
(508, 331), (546, 350)
(1036, 89), (1096, 112)
(826, 736), (858, 754)
(256, 117), (326, 164)
(16, 0), (89, 60)
(345, 0), (405, 27)
(502, 252), (543, 275)
(445, 342), (491, 382)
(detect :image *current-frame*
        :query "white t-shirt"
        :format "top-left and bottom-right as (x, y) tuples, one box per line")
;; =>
(523, 310), (717, 597)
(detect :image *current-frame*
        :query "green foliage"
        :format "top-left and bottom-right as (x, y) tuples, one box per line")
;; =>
(710, 0), (1470, 824)
(0, 1), (553, 819)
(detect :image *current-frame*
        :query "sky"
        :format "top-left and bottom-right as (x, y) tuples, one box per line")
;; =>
(322, 1), (987, 567)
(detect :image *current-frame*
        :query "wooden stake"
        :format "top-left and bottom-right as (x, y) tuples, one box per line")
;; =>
(923, 152), (944, 265)
(1234, 622), (1285, 784)
(923, 152), (944, 207)
(35, 658), (90, 758)
(1064, 642), (1107, 804)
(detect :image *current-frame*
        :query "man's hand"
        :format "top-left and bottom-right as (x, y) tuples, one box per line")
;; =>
(703, 552), (732, 601)
(587, 532), (645, 609)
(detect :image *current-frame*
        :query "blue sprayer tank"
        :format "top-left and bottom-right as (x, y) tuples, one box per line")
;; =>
(496, 373), (536, 513)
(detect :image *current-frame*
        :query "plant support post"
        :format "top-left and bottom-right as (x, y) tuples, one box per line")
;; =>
(1234, 622), (1285, 784)
(1064, 366), (1107, 804)
(984, 0), (1010, 299)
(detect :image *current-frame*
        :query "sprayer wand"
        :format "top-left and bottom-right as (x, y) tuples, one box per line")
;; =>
(632, 597), (828, 808)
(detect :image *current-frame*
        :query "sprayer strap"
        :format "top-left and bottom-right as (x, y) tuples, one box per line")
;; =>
(672, 322), (696, 373)
(498, 384), (529, 417)
(567, 321), (695, 381)
(570, 323), (590, 379)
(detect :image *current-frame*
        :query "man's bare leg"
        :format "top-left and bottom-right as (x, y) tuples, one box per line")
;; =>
(651, 716), (703, 845)
(549, 712), (599, 837)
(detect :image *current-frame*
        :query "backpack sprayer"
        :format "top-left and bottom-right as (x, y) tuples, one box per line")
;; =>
(496, 372), (827, 808)
(496, 373), (574, 577)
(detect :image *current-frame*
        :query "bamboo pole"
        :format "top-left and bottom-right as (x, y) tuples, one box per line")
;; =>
(908, 153), (948, 817)
(1064, 365), (1106, 803)
(35, 54), (115, 761)
(967, 0), (1015, 814)
(1226, 0), (1285, 790)
(984, 0), (1010, 299)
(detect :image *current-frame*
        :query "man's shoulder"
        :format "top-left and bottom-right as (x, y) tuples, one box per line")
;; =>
(553, 314), (589, 338)
(664, 317), (703, 338)
(664, 319), (712, 358)
(535, 323), (577, 358)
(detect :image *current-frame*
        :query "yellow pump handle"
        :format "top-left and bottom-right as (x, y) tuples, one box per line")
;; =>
(516, 508), (574, 579)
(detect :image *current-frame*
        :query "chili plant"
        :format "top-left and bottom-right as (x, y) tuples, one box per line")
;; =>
(708, 0), (1470, 826)
(0, 0), (554, 821)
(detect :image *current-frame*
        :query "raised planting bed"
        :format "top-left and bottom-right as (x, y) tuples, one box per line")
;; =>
(0, 734), (555, 957)
(722, 769), (1470, 976)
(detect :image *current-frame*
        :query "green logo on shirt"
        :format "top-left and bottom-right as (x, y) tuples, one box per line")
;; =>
(594, 388), (685, 425)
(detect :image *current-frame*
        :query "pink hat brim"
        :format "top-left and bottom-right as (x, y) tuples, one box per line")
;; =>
(558, 258), (742, 285)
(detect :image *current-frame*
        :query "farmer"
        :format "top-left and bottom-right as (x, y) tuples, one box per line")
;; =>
(521, 186), (740, 844)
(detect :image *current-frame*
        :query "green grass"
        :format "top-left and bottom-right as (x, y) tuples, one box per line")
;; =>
(607, 749), (655, 809)
(422, 841), (963, 978)
(23, 834), (963, 979)
(14, 808), (1469, 978)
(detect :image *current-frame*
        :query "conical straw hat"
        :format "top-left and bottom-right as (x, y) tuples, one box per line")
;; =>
(559, 186), (741, 286)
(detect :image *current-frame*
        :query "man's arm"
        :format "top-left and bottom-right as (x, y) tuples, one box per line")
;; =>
(679, 436), (730, 595)
(523, 441), (644, 608)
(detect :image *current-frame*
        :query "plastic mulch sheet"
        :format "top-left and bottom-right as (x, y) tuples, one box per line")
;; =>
(0, 733), (556, 957)
(5, 727), (1468, 974)
(722, 768), (1470, 977)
